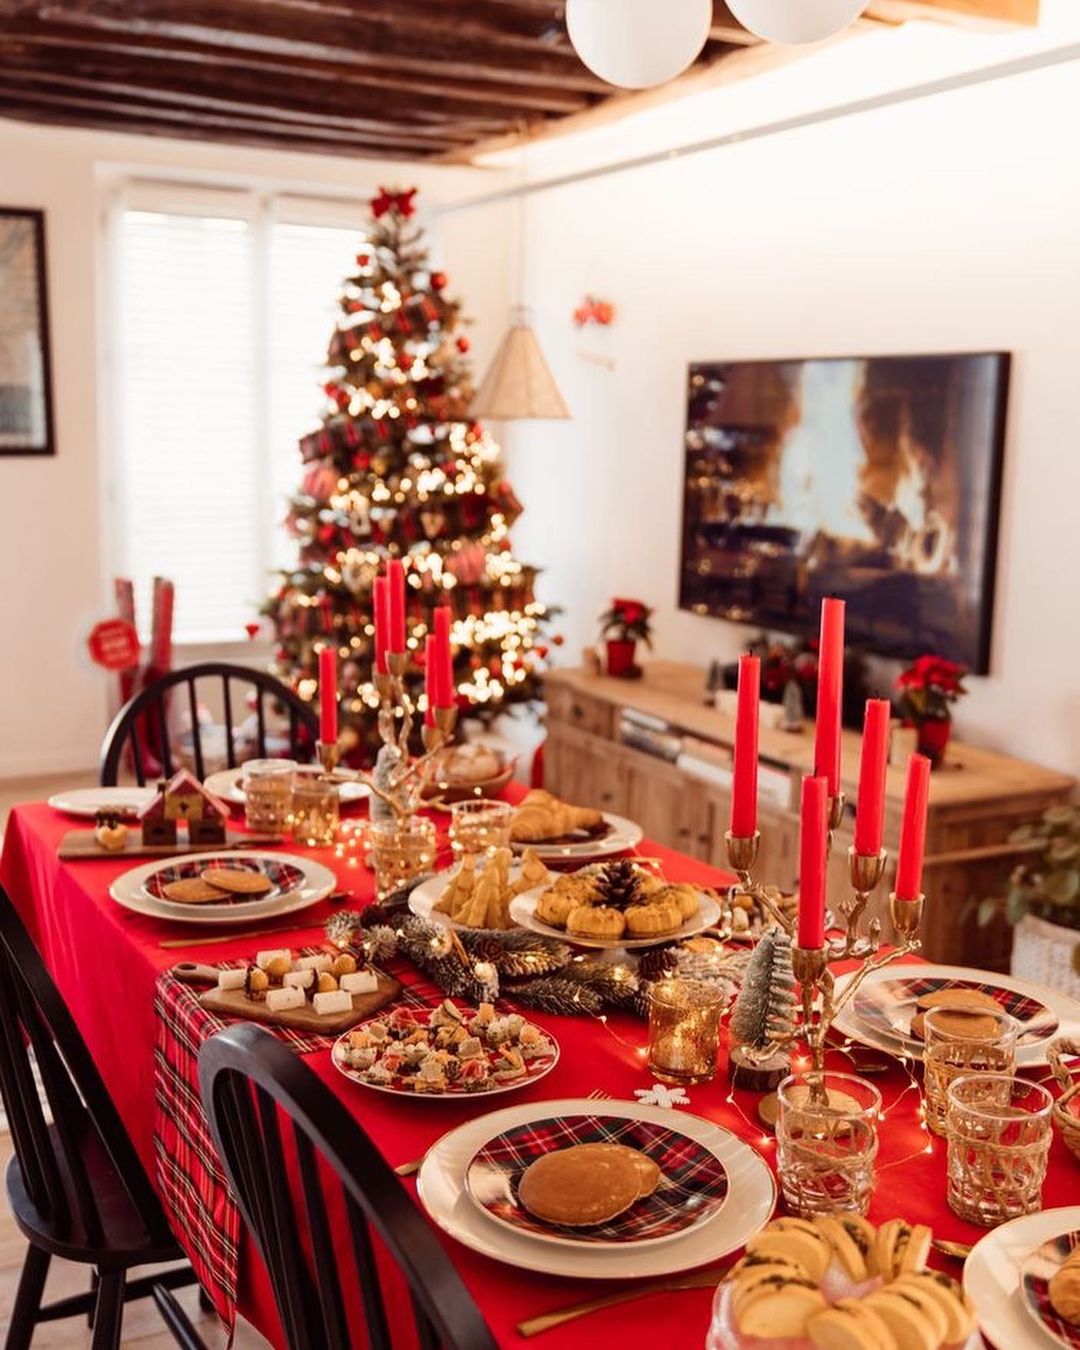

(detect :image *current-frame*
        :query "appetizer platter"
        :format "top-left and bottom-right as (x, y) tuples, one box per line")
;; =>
(332, 998), (558, 1099)
(509, 789), (644, 861)
(417, 1097), (775, 1281)
(1022, 1230), (1080, 1350)
(464, 1111), (729, 1248)
(965, 1208), (1080, 1350)
(510, 858), (722, 950)
(408, 848), (549, 931)
(175, 946), (400, 1033)
(109, 851), (335, 925)
(711, 1212), (982, 1348)
(203, 766), (369, 806)
(831, 963), (1080, 1067)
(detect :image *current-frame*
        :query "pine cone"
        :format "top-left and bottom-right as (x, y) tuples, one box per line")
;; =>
(594, 859), (643, 911)
(638, 944), (679, 982)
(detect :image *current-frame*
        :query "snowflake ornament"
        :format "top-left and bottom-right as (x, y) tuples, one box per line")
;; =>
(634, 1082), (691, 1109)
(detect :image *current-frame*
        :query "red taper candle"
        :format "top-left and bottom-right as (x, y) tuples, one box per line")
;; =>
(895, 753), (931, 901)
(854, 698), (891, 857)
(386, 559), (406, 654)
(798, 775), (829, 950)
(372, 576), (389, 675)
(318, 644), (338, 746)
(730, 653), (760, 838)
(423, 635), (438, 727)
(430, 606), (454, 709)
(814, 597), (846, 800)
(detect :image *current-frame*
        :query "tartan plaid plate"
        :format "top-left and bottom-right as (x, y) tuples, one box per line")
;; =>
(1020, 1231), (1080, 1350)
(464, 1113), (729, 1247)
(144, 855), (306, 906)
(852, 972), (1058, 1049)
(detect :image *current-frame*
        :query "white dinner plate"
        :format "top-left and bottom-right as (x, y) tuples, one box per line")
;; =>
(512, 812), (644, 862)
(409, 861), (529, 932)
(509, 887), (722, 951)
(416, 1096), (775, 1281)
(108, 850), (336, 925)
(47, 786), (158, 819)
(831, 964), (1080, 1068)
(964, 1207), (1080, 1350)
(203, 767), (369, 807)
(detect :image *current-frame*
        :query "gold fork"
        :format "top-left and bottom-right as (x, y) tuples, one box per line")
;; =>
(517, 1267), (727, 1337)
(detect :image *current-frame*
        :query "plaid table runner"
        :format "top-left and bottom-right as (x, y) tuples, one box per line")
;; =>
(152, 957), (442, 1329)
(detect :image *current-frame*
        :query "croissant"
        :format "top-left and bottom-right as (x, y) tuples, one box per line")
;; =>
(510, 790), (604, 843)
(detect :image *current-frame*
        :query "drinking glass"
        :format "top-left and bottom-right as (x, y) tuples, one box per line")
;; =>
(449, 799), (514, 859)
(289, 768), (340, 848)
(777, 1072), (881, 1217)
(367, 816), (437, 900)
(945, 1073), (1053, 1226)
(647, 979), (725, 1085)
(923, 1006), (1018, 1135)
(241, 758), (296, 833)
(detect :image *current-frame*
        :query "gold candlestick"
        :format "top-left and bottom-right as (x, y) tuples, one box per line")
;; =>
(317, 740), (341, 777)
(724, 831), (795, 937)
(836, 847), (887, 958)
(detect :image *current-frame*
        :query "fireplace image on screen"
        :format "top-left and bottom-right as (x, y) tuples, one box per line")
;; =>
(678, 353), (1009, 672)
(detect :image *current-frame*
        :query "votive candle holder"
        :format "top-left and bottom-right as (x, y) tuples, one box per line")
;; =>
(945, 1073), (1053, 1226)
(241, 758), (296, 834)
(367, 815), (437, 901)
(449, 799), (514, 859)
(289, 769), (340, 848)
(647, 979), (725, 1085)
(923, 1007), (1018, 1136)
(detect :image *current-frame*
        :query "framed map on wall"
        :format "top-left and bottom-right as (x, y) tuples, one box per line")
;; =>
(0, 208), (55, 456)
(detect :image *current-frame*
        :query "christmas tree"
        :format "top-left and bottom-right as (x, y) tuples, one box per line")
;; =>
(262, 186), (554, 758)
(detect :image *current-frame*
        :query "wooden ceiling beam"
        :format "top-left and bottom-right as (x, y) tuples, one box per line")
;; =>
(0, 42), (512, 132)
(2, 25), (592, 114)
(0, 67), (478, 145)
(17, 1), (611, 92)
(0, 95), (421, 157)
(0, 85), (456, 153)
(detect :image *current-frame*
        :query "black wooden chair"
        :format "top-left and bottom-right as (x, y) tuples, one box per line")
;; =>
(0, 884), (197, 1349)
(99, 662), (319, 786)
(152, 1023), (498, 1350)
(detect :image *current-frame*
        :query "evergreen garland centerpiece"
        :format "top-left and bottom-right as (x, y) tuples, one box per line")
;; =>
(263, 186), (557, 761)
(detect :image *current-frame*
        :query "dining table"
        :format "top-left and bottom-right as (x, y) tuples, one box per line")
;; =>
(3, 782), (1078, 1350)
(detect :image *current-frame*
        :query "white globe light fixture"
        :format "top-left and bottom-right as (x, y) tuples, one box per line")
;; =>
(566, 0), (712, 89)
(725, 0), (869, 44)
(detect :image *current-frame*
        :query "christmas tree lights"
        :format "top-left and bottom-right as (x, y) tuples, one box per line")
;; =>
(262, 187), (555, 760)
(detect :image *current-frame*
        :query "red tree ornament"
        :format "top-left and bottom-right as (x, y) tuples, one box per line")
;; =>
(456, 335), (470, 353)
(430, 271), (447, 290)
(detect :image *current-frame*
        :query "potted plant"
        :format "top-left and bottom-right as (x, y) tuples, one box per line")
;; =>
(599, 598), (653, 678)
(978, 805), (1080, 999)
(896, 654), (967, 767)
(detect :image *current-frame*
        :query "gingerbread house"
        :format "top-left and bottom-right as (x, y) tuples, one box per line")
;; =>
(140, 768), (229, 846)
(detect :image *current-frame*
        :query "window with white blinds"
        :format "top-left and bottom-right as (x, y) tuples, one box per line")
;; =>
(112, 198), (359, 643)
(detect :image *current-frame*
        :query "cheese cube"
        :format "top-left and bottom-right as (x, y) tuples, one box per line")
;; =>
(256, 949), (292, 970)
(340, 970), (379, 995)
(283, 969), (314, 989)
(217, 969), (247, 992)
(265, 986), (305, 1013)
(313, 989), (352, 1016)
(297, 954), (332, 973)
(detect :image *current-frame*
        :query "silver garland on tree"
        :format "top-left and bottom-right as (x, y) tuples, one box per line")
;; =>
(729, 926), (797, 1051)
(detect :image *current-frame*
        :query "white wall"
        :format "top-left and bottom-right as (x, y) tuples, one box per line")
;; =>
(0, 118), (499, 776)
(463, 29), (1080, 775)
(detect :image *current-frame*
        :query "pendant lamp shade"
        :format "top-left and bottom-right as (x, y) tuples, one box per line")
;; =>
(469, 308), (570, 420)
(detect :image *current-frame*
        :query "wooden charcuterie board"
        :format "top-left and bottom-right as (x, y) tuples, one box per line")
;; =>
(58, 830), (284, 860)
(172, 962), (401, 1034)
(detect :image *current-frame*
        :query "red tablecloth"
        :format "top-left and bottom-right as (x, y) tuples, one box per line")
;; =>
(3, 795), (1078, 1349)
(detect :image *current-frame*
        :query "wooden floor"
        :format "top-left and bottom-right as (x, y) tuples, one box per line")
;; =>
(0, 1132), (272, 1349)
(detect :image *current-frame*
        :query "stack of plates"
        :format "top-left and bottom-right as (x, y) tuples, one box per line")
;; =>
(417, 1097), (775, 1280)
(966, 1208), (1080, 1348)
(831, 963), (1080, 1067)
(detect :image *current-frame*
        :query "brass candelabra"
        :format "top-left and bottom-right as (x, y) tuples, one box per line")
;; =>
(725, 805), (924, 1104)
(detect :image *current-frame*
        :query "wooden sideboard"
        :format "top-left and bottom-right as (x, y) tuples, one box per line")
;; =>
(543, 662), (1075, 969)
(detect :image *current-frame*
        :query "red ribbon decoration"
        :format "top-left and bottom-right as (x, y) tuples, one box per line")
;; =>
(371, 187), (418, 219)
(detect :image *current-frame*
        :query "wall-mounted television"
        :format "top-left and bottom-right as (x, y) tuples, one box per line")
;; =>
(678, 353), (1010, 673)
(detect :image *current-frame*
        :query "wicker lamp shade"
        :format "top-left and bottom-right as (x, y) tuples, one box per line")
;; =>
(469, 309), (570, 421)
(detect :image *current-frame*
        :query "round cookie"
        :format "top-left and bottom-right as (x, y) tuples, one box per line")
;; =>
(624, 900), (682, 937)
(518, 1144), (642, 1226)
(1049, 1253), (1080, 1324)
(201, 867), (273, 895)
(910, 1007), (1001, 1040)
(162, 878), (229, 904)
(586, 1143), (662, 1197)
(566, 904), (625, 940)
(915, 987), (1001, 1013)
(536, 888), (576, 928)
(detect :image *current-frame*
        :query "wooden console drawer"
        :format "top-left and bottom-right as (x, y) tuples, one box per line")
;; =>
(546, 683), (615, 739)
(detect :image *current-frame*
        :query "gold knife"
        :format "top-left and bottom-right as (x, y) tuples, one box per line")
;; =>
(516, 1266), (727, 1338)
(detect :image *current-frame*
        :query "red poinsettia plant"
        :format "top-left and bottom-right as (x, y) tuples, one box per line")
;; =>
(600, 598), (654, 647)
(897, 654), (968, 724)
